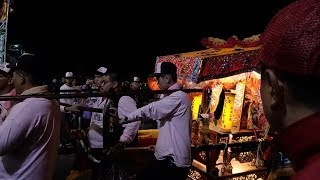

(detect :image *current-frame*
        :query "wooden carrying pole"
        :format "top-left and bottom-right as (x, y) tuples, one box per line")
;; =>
(0, 89), (204, 101)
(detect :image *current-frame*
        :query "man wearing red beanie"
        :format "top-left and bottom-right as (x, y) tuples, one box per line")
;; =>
(258, 0), (320, 179)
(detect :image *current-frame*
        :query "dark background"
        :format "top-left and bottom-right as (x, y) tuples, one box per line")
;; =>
(6, 0), (295, 81)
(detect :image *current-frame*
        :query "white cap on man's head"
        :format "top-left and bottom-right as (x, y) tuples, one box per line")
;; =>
(65, 72), (74, 78)
(133, 76), (140, 82)
(97, 67), (107, 74)
(0, 63), (11, 74)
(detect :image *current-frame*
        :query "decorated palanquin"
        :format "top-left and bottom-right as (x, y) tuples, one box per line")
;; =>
(148, 35), (268, 134)
(147, 35), (271, 179)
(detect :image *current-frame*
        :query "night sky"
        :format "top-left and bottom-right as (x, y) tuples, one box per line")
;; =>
(7, 0), (295, 81)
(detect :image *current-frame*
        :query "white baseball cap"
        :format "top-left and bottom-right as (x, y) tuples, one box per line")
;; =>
(65, 72), (74, 78)
(97, 67), (107, 74)
(133, 76), (140, 82)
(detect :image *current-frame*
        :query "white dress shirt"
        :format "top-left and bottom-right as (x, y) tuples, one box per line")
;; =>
(126, 83), (192, 167)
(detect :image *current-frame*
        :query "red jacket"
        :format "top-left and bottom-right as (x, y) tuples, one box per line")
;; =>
(277, 112), (320, 179)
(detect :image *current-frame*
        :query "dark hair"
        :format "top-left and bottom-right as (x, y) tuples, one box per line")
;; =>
(261, 64), (320, 106)
(157, 73), (177, 82)
(170, 73), (177, 82)
(106, 72), (122, 84)
(105, 72), (123, 105)
(15, 69), (45, 86)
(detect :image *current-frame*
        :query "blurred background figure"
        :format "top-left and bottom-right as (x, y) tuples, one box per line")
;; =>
(93, 66), (107, 90)
(81, 76), (94, 92)
(130, 76), (141, 91)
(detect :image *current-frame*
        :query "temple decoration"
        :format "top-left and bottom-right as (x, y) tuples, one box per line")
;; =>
(189, 92), (203, 120)
(221, 92), (236, 132)
(209, 84), (223, 114)
(232, 81), (246, 132)
(153, 45), (260, 86)
(201, 35), (261, 49)
(199, 47), (260, 81)
(156, 55), (202, 84)
(151, 38), (267, 133)
(149, 35), (272, 180)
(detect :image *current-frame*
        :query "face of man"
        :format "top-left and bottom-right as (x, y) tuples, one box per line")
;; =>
(156, 75), (170, 90)
(72, 79), (77, 86)
(130, 81), (140, 91)
(12, 71), (24, 94)
(100, 75), (118, 93)
(260, 74), (271, 115)
(65, 78), (74, 86)
(260, 69), (287, 130)
(94, 75), (103, 88)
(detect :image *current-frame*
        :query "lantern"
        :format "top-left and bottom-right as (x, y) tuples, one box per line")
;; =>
(221, 92), (236, 133)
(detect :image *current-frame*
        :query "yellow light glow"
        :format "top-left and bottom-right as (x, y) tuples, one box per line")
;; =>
(232, 81), (246, 132)
(221, 92), (236, 132)
(191, 93), (203, 120)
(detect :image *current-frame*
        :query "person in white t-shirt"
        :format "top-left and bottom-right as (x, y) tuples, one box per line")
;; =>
(60, 72), (78, 111)
(59, 72), (80, 147)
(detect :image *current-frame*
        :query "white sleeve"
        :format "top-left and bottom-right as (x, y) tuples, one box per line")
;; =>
(60, 105), (65, 112)
(127, 93), (181, 122)
(118, 96), (140, 144)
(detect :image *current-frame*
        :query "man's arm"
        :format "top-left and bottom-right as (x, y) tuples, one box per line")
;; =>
(60, 105), (66, 112)
(126, 93), (181, 122)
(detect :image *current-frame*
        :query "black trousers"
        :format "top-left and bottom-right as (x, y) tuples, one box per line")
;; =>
(140, 156), (189, 180)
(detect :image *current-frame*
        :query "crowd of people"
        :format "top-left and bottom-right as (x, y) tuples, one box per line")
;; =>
(0, 54), (193, 180)
(0, 0), (318, 179)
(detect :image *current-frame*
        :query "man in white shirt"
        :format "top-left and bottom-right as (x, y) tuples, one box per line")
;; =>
(60, 72), (77, 112)
(93, 66), (107, 91)
(0, 63), (15, 124)
(129, 76), (141, 91)
(122, 62), (192, 180)
(129, 76), (144, 108)
(84, 67), (108, 114)
(59, 72), (80, 147)
(88, 71), (125, 179)
(0, 53), (61, 179)
(117, 95), (140, 146)
(0, 63), (13, 96)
